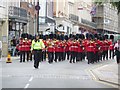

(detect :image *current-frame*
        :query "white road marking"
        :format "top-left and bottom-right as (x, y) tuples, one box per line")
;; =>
(89, 70), (97, 80)
(29, 77), (33, 82)
(24, 83), (29, 89)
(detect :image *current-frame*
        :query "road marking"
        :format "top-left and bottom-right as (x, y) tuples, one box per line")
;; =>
(89, 70), (97, 80)
(29, 77), (33, 82)
(24, 83), (29, 89)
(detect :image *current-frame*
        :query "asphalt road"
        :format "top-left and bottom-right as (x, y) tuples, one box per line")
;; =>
(0, 57), (118, 89)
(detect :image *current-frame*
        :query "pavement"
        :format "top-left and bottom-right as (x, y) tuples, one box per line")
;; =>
(0, 56), (119, 89)
(91, 61), (119, 86)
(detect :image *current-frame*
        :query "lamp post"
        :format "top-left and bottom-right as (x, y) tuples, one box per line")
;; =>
(35, 0), (40, 34)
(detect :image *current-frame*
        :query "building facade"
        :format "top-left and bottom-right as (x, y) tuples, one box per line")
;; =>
(0, 0), (28, 56)
(0, 0), (8, 57)
(92, 3), (118, 34)
(38, 0), (55, 34)
(20, 2), (37, 35)
(53, 0), (97, 35)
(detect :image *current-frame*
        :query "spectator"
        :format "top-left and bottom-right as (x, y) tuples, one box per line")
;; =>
(11, 36), (17, 56)
(114, 39), (120, 64)
(0, 40), (2, 59)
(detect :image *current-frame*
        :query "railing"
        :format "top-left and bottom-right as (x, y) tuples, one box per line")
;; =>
(69, 14), (79, 22)
(8, 6), (27, 18)
(81, 18), (97, 28)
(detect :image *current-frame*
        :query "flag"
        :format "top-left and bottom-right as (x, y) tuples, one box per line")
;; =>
(90, 6), (96, 16)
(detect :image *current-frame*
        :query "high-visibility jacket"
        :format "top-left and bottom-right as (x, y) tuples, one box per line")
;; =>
(31, 39), (45, 51)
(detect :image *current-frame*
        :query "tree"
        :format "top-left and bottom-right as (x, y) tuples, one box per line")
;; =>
(93, 0), (120, 14)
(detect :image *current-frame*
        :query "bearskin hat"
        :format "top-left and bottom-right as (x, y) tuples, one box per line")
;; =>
(110, 35), (114, 40)
(105, 35), (108, 39)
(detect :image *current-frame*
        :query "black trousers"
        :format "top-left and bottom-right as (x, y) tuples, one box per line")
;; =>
(82, 52), (86, 60)
(94, 52), (99, 62)
(59, 52), (64, 61)
(48, 52), (54, 63)
(87, 52), (94, 64)
(20, 51), (25, 62)
(99, 52), (102, 61)
(54, 52), (59, 62)
(26, 51), (32, 61)
(116, 56), (120, 64)
(42, 50), (46, 61)
(70, 51), (77, 63)
(77, 52), (82, 61)
(34, 50), (42, 68)
(103, 50), (108, 60)
(64, 51), (70, 60)
(109, 50), (114, 59)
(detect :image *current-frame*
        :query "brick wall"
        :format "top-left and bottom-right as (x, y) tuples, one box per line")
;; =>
(20, 2), (37, 35)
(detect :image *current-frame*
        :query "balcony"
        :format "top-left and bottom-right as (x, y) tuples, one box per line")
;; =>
(81, 18), (97, 28)
(69, 14), (79, 22)
(8, 6), (28, 23)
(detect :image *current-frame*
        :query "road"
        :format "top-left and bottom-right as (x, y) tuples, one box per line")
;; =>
(0, 57), (119, 89)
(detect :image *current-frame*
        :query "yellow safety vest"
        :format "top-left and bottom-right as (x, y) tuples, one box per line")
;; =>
(31, 39), (45, 51)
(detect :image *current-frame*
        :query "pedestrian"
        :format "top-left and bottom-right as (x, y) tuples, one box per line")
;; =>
(11, 36), (17, 56)
(0, 40), (2, 59)
(114, 39), (120, 64)
(31, 35), (45, 69)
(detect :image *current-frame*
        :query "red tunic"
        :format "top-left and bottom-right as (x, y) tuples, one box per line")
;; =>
(86, 41), (95, 52)
(47, 46), (55, 52)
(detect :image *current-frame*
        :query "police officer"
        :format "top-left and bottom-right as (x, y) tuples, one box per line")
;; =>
(31, 35), (45, 69)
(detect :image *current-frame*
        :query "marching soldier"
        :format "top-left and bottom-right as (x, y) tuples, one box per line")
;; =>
(18, 33), (28, 63)
(109, 35), (115, 59)
(64, 39), (70, 60)
(18, 37), (25, 63)
(47, 42), (55, 63)
(69, 40), (78, 63)
(77, 39), (84, 61)
(86, 38), (95, 64)
(94, 38), (100, 63)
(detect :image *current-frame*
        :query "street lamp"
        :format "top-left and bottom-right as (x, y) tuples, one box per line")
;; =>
(35, 0), (40, 34)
